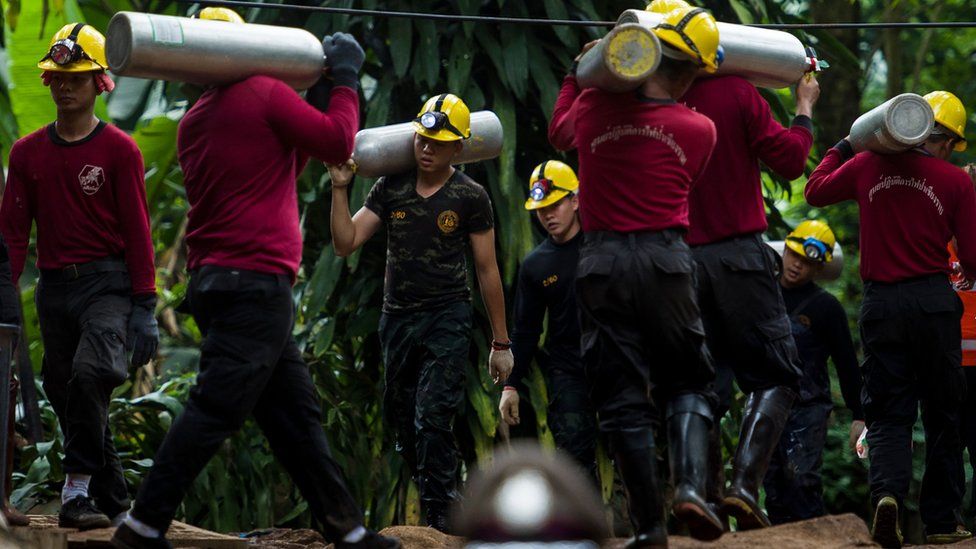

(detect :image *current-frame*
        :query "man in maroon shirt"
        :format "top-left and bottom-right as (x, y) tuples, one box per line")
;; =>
(0, 23), (157, 530)
(550, 7), (725, 546)
(806, 91), (976, 548)
(113, 32), (397, 549)
(682, 73), (821, 530)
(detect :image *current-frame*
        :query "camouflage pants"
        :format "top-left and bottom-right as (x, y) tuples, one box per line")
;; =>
(545, 366), (598, 482)
(379, 301), (471, 509)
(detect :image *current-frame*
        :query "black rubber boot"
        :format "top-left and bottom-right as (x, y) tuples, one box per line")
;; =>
(721, 386), (795, 531)
(666, 394), (724, 541)
(705, 421), (729, 532)
(611, 428), (668, 549)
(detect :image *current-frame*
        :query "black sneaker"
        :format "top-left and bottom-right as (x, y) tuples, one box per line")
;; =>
(59, 496), (111, 530)
(334, 530), (401, 549)
(111, 522), (172, 549)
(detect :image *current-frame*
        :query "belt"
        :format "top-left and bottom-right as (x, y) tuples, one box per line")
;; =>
(192, 265), (291, 287)
(865, 273), (949, 289)
(41, 259), (127, 283)
(584, 228), (686, 246)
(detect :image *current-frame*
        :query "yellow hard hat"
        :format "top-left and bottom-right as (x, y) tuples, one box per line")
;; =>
(654, 7), (721, 73)
(37, 23), (107, 73)
(525, 161), (579, 210)
(646, 0), (692, 14)
(786, 220), (836, 263)
(413, 94), (471, 142)
(196, 7), (245, 23)
(924, 91), (967, 152)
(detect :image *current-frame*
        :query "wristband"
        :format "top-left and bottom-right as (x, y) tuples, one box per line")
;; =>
(502, 386), (517, 392)
(491, 340), (511, 351)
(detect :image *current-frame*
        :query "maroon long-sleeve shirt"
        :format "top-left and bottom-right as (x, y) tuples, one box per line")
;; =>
(178, 75), (359, 280)
(682, 76), (814, 245)
(548, 74), (582, 152)
(0, 122), (156, 295)
(550, 75), (716, 233)
(806, 144), (976, 282)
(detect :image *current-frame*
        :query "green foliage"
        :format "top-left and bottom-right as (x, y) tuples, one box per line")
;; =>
(4, 0), (971, 538)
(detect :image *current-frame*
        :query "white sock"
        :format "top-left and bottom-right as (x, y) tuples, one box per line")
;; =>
(110, 510), (128, 527)
(61, 474), (92, 504)
(124, 515), (161, 539)
(343, 526), (367, 543)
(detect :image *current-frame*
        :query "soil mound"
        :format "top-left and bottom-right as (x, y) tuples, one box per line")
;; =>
(250, 515), (976, 548)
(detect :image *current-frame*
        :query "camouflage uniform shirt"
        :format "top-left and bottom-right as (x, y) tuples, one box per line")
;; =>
(365, 169), (494, 313)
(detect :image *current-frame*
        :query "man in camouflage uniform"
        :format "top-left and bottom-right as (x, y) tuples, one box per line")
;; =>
(499, 160), (597, 480)
(329, 94), (513, 532)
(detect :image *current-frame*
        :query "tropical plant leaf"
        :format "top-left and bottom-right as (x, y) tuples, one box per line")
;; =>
(388, 16), (412, 79)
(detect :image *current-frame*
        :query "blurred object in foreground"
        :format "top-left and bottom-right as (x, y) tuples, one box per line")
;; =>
(457, 442), (607, 548)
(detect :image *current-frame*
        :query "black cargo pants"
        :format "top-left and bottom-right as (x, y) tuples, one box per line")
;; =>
(961, 368), (976, 519)
(762, 400), (833, 524)
(379, 301), (471, 510)
(36, 262), (132, 518)
(545, 364), (598, 479)
(576, 230), (716, 435)
(692, 234), (802, 414)
(130, 266), (362, 540)
(860, 274), (966, 536)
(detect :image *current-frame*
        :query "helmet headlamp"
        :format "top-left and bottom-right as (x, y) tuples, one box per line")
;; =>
(38, 23), (105, 70)
(788, 236), (829, 263)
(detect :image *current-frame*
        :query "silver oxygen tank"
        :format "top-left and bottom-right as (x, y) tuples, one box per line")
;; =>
(106, 12), (325, 90)
(576, 23), (662, 93)
(767, 241), (845, 281)
(353, 111), (504, 178)
(849, 93), (934, 154)
(583, 9), (819, 92)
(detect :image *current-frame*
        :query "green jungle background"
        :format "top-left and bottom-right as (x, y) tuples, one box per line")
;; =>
(1, 0), (975, 544)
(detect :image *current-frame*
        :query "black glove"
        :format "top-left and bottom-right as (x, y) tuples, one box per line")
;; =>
(127, 294), (159, 367)
(322, 32), (365, 90)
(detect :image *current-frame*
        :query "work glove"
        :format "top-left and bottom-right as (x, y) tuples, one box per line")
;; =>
(488, 347), (514, 385)
(322, 32), (365, 90)
(499, 387), (520, 426)
(127, 294), (159, 367)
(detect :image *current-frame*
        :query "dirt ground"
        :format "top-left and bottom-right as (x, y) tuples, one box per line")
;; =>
(247, 514), (976, 548)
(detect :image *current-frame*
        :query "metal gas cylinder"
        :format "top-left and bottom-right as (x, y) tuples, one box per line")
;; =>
(106, 12), (325, 90)
(576, 23), (662, 93)
(768, 241), (845, 281)
(353, 111), (504, 178)
(601, 9), (819, 90)
(849, 93), (934, 154)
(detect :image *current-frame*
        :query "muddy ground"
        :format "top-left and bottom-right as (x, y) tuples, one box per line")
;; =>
(247, 513), (976, 548)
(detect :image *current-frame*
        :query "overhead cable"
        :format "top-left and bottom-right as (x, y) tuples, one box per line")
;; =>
(177, 0), (976, 30)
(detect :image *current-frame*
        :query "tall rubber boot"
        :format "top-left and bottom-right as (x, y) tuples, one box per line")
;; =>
(721, 386), (795, 531)
(3, 376), (27, 526)
(666, 394), (724, 541)
(611, 428), (668, 549)
(705, 421), (728, 531)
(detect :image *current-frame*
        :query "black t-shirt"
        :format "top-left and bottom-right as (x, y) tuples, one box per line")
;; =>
(364, 170), (494, 313)
(507, 231), (584, 390)
(782, 281), (864, 419)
